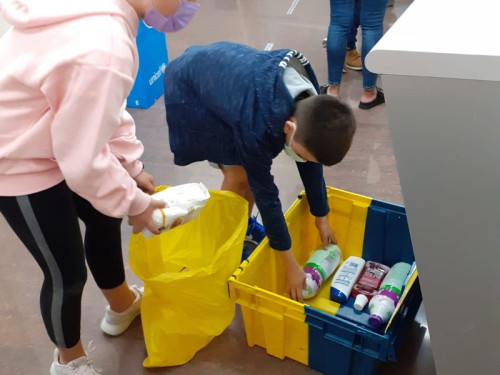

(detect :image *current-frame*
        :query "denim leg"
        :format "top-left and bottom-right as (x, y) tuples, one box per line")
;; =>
(327, 0), (355, 85)
(347, 0), (361, 50)
(360, 0), (387, 89)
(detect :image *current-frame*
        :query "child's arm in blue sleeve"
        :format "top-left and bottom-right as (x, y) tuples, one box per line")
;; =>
(243, 160), (292, 251)
(296, 161), (329, 217)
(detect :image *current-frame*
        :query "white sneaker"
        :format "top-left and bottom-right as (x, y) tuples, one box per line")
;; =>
(100, 285), (143, 336)
(50, 347), (101, 375)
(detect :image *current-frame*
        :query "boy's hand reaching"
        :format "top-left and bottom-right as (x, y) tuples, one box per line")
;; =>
(134, 170), (156, 194)
(315, 215), (337, 248)
(279, 249), (306, 302)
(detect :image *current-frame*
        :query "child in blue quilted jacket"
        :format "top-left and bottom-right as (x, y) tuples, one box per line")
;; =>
(163, 42), (356, 301)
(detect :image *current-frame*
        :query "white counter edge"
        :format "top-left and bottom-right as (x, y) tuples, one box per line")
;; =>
(365, 0), (500, 82)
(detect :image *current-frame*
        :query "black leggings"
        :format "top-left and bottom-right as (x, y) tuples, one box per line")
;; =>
(0, 181), (125, 348)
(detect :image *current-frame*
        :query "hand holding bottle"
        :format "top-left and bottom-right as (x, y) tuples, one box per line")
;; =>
(128, 198), (166, 235)
(314, 216), (337, 248)
(280, 250), (306, 302)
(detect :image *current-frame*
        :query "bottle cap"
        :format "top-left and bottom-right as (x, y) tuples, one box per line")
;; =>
(353, 294), (368, 311)
(368, 314), (383, 329)
(329, 287), (347, 304)
(379, 288), (400, 306)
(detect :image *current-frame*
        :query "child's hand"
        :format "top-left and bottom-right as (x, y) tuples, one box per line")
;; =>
(134, 170), (156, 195)
(128, 198), (166, 234)
(315, 215), (337, 248)
(279, 250), (306, 302)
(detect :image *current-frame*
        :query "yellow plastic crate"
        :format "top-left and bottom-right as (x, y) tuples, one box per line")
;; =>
(228, 187), (372, 364)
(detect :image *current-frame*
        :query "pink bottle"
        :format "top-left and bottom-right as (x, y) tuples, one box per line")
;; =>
(351, 261), (390, 311)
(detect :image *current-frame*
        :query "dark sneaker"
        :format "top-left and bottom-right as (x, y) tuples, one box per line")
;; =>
(245, 216), (266, 245)
(242, 244), (252, 261)
(359, 87), (385, 110)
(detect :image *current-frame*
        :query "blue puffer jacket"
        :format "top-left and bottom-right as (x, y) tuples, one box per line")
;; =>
(163, 42), (328, 250)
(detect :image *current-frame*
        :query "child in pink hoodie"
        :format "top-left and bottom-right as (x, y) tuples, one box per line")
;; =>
(0, 0), (197, 373)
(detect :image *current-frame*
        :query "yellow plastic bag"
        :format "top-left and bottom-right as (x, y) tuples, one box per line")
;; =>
(129, 187), (248, 367)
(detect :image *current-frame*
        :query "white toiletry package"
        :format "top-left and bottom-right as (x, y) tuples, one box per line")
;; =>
(142, 183), (211, 238)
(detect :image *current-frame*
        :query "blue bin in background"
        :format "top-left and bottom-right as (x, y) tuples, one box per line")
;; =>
(127, 22), (168, 109)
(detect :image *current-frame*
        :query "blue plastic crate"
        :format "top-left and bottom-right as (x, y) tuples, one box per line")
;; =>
(306, 199), (422, 375)
(127, 22), (168, 109)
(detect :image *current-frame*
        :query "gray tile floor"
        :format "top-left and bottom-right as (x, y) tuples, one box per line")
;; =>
(0, 0), (437, 374)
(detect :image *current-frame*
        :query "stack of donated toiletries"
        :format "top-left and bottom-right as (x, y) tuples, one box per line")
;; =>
(351, 261), (391, 311)
(326, 257), (413, 331)
(300, 243), (415, 331)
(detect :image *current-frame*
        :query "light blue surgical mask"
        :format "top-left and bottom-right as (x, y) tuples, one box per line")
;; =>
(143, 0), (199, 33)
(284, 123), (307, 163)
(284, 143), (306, 163)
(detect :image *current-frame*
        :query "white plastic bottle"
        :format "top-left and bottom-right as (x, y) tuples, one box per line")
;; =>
(302, 244), (342, 299)
(141, 183), (210, 238)
(329, 256), (366, 304)
(379, 262), (412, 295)
(368, 289), (399, 329)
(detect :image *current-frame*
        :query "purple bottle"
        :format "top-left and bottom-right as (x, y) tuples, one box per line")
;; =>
(368, 262), (411, 329)
(302, 244), (342, 299)
(368, 289), (399, 329)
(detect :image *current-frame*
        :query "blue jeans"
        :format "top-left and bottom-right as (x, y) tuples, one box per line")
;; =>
(327, 0), (387, 89)
(347, 0), (360, 50)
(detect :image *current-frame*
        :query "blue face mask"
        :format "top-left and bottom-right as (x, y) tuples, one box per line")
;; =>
(284, 123), (307, 163)
(143, 0), (200, 33)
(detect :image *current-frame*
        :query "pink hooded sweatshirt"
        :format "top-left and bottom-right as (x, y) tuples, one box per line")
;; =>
(0, 0), (151, 218)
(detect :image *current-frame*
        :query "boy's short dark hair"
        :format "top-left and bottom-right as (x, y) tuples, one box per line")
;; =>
(293, 95), (356, 166)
